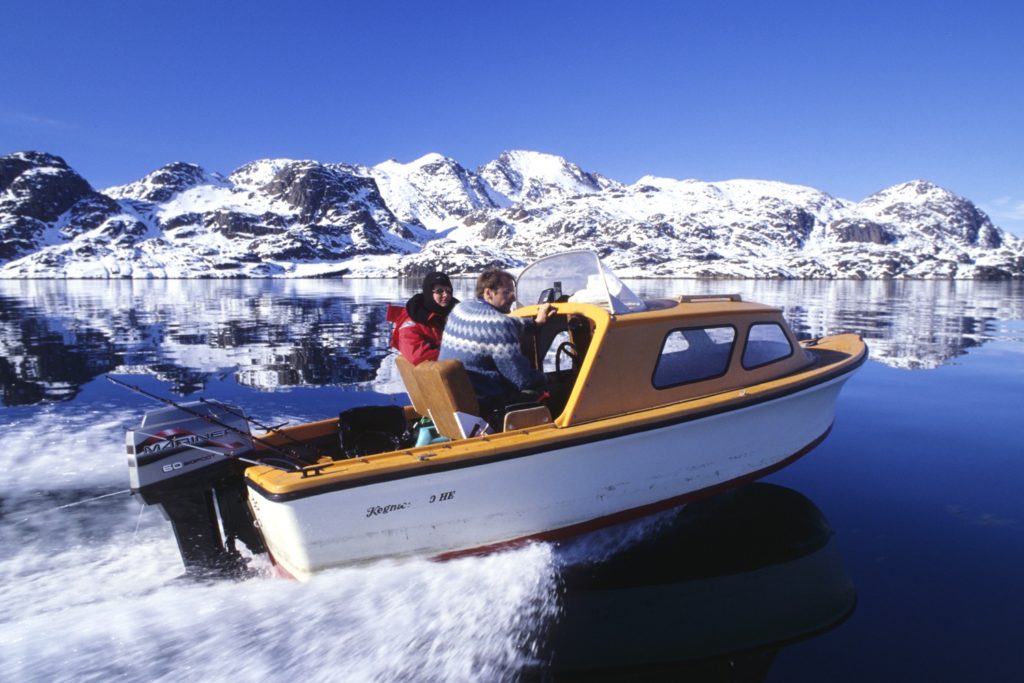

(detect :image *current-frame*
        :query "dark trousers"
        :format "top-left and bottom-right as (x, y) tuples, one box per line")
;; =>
(479, 389), (545, 431)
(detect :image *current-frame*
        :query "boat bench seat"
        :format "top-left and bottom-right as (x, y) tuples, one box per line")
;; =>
(501, 404), (552, 431)
(411, 360), (552, 440)
(413, 360), (554, 439)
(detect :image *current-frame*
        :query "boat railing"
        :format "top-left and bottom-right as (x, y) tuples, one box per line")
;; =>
(676, 293), (743, 303)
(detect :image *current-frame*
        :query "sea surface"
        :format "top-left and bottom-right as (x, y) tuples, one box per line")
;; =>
(1, 277), (1022, 682)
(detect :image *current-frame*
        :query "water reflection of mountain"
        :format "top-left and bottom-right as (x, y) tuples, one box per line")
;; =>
(0, 295), (119, 404)
(0, 278), (415, 406)
(1, 278), (1022, 406)
(539, 484), (855, 680)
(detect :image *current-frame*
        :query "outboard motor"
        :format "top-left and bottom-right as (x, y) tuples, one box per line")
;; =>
(126, 400), (267, 577)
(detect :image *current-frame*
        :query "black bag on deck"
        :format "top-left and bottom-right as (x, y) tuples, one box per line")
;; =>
(338, 405), (409, 457)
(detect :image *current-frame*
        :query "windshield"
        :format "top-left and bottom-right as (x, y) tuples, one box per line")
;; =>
(516, 251), (647, 313)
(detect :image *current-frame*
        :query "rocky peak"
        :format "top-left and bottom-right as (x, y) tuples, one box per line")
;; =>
(393, 154), (487, 197)
(861, 180), (952, 208)
(0, 152), (94, 220)
(255, 160), (383, 223)
(228, 158), (299, 190)
(371, 153), (498, 232)
(104, 162), (224, 203)
(0, 152), (123, 262)
(478, 150), (621, 205)
(858, 180), (1001, 248)
(1, 152), (73, 189)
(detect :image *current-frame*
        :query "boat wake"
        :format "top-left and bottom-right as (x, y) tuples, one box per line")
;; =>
(552, 506), (680, 568)
(2, 536), (564, 681)
(1, 405), (571, 681)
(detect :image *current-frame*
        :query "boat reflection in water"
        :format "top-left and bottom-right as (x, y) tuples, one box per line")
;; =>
(541, 483), (856, 680)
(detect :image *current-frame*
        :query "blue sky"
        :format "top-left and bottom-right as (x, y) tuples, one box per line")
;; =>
(3, 0), (1023, 235)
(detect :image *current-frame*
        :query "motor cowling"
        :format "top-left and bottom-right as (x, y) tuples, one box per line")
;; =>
(126, 400), (253, 503)
(126, 400), (266, 577)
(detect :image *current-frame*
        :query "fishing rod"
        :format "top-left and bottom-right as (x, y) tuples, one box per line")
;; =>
(106, 375), (305, 471)
(198, 397), (307, 450)
(130, 428), (298, 471)
(13, 489), (131, 526)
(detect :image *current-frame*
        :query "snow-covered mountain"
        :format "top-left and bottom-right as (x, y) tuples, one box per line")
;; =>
(2, 149), (1021, 279)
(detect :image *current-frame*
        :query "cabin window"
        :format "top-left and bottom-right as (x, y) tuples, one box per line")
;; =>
(742, 323), (794, 369)
(653, 326), (736, 389)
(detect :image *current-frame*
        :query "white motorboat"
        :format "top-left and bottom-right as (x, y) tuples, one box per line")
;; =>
(124, 251), (867, 580)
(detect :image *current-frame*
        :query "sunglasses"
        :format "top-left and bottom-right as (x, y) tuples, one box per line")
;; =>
(432, 287), (453, 295)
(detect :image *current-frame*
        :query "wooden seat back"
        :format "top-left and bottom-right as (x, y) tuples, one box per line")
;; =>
(414, 360), (482, 439)
(394, 354), (428, 417)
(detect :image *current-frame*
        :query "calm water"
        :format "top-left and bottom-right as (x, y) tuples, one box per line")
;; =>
(1, 277), (1022, 681)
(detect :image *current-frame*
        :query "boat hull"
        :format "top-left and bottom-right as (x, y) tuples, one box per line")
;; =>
(247, 372), (853, 581)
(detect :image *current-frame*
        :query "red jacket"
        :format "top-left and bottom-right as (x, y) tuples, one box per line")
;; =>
(387, 303), (445, 365)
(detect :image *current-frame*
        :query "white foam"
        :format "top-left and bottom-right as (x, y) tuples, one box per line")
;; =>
(2, 404), (135, 491)
(0, 536), (560, 682)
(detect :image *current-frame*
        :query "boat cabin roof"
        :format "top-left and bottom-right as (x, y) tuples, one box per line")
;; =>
(516, 296), (811, 426)
(513, 250), (813, 426)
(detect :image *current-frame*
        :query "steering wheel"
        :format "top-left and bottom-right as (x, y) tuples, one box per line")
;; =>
(554, 341), (579, 381)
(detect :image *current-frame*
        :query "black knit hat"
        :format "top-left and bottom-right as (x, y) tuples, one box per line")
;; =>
(421, 271), (452, 297)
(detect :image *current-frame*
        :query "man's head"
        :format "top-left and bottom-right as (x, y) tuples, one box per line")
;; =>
(476, 270), (517, 313)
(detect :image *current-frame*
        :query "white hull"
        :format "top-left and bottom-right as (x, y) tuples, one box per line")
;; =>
(248, 374), (851, 580)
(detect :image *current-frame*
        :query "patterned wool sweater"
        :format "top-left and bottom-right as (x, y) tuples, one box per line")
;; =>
(438, 299), (545, 400)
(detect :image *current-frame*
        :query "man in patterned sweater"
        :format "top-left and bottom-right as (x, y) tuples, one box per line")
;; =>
(439, 269), (553, 420)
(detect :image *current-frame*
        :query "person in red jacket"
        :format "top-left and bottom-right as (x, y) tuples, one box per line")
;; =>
(388, 272), (459, 365)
